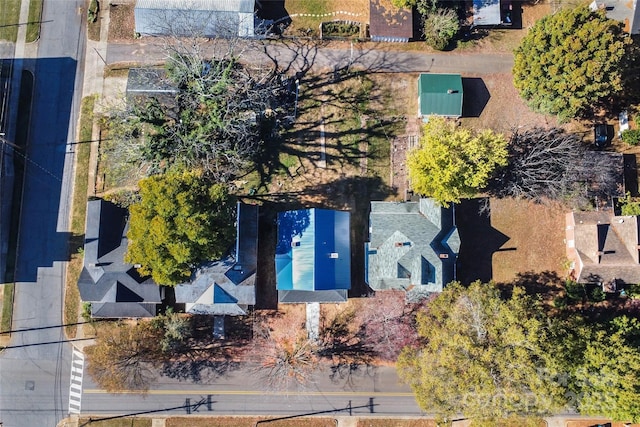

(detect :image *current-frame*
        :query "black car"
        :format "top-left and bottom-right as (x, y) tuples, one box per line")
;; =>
(594, 124), (608, 149)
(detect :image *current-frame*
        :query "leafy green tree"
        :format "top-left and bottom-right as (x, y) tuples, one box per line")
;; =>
(575, 317), (640, 422)
(513, 6), (631, 122)
(126, 170), (235, 285)
(407, 117), (508, 206)
(422, 8), (459, 50)
(397, 282), (569, 424)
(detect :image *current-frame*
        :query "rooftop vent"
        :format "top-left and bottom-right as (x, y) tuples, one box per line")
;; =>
(329, 252), (339, 259)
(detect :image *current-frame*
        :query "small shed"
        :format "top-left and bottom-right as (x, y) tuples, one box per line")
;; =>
(473, 0), (502, 26)
(418, 73), (463, 119)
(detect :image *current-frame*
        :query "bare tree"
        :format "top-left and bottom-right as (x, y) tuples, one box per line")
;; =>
(104, 5), (295, 181)
(491, 127), (622, 204)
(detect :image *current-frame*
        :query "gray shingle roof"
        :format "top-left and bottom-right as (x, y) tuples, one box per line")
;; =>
(174, 202), (258, 315)
(78, 199), (161, 318)
(366, 198), (459, 293)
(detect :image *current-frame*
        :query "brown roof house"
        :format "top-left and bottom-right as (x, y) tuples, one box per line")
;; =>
(566, 210), (640, 288)
(370, 0), (414, 42)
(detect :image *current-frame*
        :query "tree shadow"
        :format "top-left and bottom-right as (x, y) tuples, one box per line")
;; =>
(455, 198), (510, 284)
(462, 77), (490, 118)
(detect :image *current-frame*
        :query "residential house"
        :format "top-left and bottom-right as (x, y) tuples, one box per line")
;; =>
(566, 210), (640, 288)
(590, 0), (640, 34)
(365, 198), (460, 300)
(418, 73), (463, 120)
(174, 202), (258, 316)
(78, 199), (162, 318)
(369, 0), (414, 42)
(275, 208), (351, 303)
(134, 0), (256, 38)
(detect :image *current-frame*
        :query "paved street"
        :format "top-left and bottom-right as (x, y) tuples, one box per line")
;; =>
(79, 364), (421, 418)
(107, 40), (515, 74)
(0, 1), (86, 426)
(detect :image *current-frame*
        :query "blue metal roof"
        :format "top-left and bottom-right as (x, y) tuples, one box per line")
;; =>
(276, 209), (351, 293)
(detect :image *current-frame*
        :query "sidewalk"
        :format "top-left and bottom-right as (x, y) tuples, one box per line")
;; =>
(71, 1), (111, 351)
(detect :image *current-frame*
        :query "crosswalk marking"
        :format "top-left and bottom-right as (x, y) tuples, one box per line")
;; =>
(68, 349), (84, 414)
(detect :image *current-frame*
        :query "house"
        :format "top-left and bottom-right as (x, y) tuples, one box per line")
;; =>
(365, 198), (460, 300)
(174, 202), (258, 316)
(566, 210), (640, 287)
(369, 0), (414, 42)
(275, 208), (351, 303)
(78, 199), (162, 318)
(134, 0), (256, 38)
(590, 0), (640, 34)
(126, 68), (178, 105)
(418, 73), (463, 120)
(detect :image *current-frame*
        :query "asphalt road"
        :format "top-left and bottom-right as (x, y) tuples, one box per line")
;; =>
(107, 39), (515, 75)
(80, 364), (423, 419)
(0, 1), (86, 427)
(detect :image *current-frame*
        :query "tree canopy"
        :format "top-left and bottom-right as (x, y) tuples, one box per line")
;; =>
(513, 6), (631, 122)
(575, 316), (640, 423)
(125, 170), (235, 285)
(407, 117), (508, 206)
(105, 47), (294, 180)
(397, 282), (569, 424)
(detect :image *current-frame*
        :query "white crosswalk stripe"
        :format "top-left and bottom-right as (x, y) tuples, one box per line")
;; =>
(68, 349), (85, 414)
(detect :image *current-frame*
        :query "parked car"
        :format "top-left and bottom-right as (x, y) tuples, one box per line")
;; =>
(594, 124), (608, 149)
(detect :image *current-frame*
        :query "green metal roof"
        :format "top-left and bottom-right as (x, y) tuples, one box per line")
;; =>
(418, 73), (463, 117)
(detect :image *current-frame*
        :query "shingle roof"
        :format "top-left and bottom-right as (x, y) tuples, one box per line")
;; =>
(78, 199), (161, 318)
(174, 202), (258, 315)
(366, 198), (459, 293)
(568, 211), (640, 284)
(369, 0), (414, 42)
(275, 208), (351, 303)
(418, 74), (463, 118)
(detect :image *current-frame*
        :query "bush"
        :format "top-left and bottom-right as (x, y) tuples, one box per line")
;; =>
(422, 8), (459, 50)
(565, 280), (585, 302)
(589, 286), (606, 302)
(622, 129), (640, 146)
(322, 21), (360, 38)
(88, 0), (99, 23)
(619, 192), (640, 216)
(553, 296), (568, 309)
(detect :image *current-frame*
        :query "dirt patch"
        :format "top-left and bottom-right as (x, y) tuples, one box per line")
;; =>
(108, 1), (136, 41)
(457, 197), (567, 284)
(460, 72), (557, 135)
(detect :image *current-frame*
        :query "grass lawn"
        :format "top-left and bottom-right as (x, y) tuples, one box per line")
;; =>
(456, 197), (567, 285)
(0, 0), (21, 42)
(283, 0), (369, 37)
(87, 0), (102, 41)
(26, 0), (43, 43)
(357, 420), (436, 427)
(107, 1), (135, 41)
(64, 95), (96, 337)
(1, 283), (15, 335)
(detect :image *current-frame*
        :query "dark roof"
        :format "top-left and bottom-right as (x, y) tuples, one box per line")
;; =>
(369, 0), (414, 41)
(78, 199), (161, 318)
(126, 68), (178, 95)
(418, 74), (463, 118)
(174, 202), (258, 315)
(275, 208), (351, 303)
(366, 198), (459, 293)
